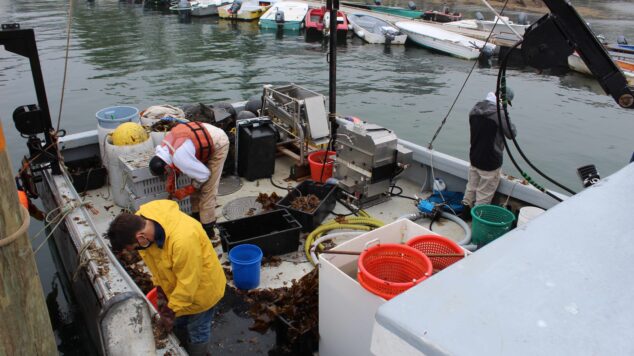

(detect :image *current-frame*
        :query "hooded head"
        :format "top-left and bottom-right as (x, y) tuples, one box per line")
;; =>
(149, 155), (168, 176)
(485, 87), (514, 106)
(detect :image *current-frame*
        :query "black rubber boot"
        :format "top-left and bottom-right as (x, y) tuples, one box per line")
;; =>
(460, 202), (472, 221)
(202, 222), (216, 239)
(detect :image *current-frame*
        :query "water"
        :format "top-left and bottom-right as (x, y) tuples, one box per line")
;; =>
(1, 0), (633, 353)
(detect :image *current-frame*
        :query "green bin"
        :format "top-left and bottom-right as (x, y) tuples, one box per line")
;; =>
(471, 205), (516, 246)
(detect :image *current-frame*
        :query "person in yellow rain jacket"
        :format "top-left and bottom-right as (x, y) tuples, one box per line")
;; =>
(106, 200), (226, 356)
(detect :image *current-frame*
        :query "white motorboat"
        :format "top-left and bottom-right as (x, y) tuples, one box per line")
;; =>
(347, 13), (407, 45)
(395, 21), (496, 60)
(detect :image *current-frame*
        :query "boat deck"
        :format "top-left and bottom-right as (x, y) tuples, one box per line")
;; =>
(84, 154), (467, 291)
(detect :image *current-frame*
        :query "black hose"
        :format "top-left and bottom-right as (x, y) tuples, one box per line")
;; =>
(495, 41), (565, 202)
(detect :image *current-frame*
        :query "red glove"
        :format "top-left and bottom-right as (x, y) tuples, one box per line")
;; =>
(165, 166), (177, 195)
(172, 185), (196, 200)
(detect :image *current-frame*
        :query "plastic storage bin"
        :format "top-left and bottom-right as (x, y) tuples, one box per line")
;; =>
(217, 209), (301, 256)
(237, 119), (277, 181)
(276, 180), (337, 232)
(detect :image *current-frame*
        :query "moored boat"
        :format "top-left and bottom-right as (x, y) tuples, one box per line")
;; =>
(259, 1), (308, 30)
(421, 8), (462, 23)
(395, 20), (496, 60)
(347, 13), (407, 44)
(304, 6), (349, 39)
(218, 0), (274, 20)
(342, 1), (424, 19)
(169, 0), (234, 17)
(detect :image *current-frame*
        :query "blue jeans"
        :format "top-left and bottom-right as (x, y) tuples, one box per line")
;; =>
(174, 307), (214, 345)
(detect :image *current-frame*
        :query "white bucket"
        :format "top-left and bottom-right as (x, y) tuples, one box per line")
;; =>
(150, 131), (167, 147)
(105, 135), (154, 208)
(517, 206), (545, 227)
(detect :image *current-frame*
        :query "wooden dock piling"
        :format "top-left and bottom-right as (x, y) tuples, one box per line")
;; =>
(0, 122), (57, 355)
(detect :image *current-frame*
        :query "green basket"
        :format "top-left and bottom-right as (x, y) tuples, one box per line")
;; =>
(471, 205), (516, 246)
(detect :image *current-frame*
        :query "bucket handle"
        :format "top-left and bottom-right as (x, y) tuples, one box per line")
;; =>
(364, 238), (380, 251)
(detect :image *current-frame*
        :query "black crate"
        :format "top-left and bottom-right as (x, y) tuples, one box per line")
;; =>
(217, 209), (301, 256)
(66, 157), (107, 193)
(276, 180), (337, 232)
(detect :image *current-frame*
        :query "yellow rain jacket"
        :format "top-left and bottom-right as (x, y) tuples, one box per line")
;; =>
(136, 200), (226, 316)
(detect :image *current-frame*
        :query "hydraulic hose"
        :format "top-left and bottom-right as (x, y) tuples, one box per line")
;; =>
(439, 211), (471, 246)
(304, 215), (384, 265)
(308, 231), (365, 265)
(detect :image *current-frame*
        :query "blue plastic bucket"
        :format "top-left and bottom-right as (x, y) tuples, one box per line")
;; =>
(228, 244), (263, 290)
(96, 106), (139, 129)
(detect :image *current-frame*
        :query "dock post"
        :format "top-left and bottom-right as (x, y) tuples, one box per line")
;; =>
(0, 122), (57, 355)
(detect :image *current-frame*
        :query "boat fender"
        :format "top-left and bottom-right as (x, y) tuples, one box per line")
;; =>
(275, 10), (285, 23)
(517, 12), (528, 25)
(229, 0), (242, 14)
(237, 110), (256, 121)
(245, 95), (262, 115)
(357, 30), (365, 38)
(407, 1), (416, 10)
(475, 11), (484, 21)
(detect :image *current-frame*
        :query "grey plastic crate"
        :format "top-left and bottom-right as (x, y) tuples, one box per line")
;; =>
(119, 151), (191, 196)
(127, 188), (192, 214)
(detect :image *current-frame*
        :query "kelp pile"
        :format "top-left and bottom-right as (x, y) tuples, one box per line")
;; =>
(242, 269), (318, 353)
(289, 194), (320, 213)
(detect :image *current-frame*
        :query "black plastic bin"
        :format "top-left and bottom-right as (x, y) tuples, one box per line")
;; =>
(276, 180), (338, 232)
(217, 209), (302, 256)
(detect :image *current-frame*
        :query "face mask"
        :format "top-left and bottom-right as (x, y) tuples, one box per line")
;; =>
(134, 238), (153, 251)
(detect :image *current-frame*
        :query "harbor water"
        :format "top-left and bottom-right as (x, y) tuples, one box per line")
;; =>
(1, 0), (634, 353)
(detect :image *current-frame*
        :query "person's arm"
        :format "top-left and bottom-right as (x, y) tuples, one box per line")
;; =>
(172, 140), (210, 183)
(166, 237), (203, 315)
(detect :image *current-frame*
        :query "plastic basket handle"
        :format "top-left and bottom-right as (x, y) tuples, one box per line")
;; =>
(364, 238), (380, 251)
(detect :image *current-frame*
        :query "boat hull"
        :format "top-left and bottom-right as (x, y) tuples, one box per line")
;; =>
(219, 4), (269, 20)
(259, 18), (303, 30)
(396, 21), (492, 60)
(348, 14), (407, 44)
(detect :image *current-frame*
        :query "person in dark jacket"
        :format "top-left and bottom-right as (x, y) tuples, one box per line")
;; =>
(462, 89), (516, 210)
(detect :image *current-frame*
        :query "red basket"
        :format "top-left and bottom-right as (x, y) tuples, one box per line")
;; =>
(357, 243), (432, 300)
(406, 235), (464, 272)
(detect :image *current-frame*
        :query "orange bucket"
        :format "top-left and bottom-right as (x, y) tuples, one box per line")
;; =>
(307, 150), (335, 183)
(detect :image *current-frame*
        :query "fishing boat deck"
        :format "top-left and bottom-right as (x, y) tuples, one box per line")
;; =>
(82, 154), (467, 291)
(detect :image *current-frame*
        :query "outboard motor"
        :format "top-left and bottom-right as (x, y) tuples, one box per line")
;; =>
(517, 12), (528, 25)
(374, 0), (381, 5)
(475, 11), (484, 21)
(577, 164), (600, 188)
(478, 45), (494, 68)
(275, 10), (285, 23)
(384, 29), (397, 44)
(617, 35), (628, 45)
(407, 1), (416, 10)
(228, 0), (242, 14)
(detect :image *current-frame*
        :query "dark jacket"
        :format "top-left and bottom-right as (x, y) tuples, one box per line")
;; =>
(469, 100), (516, 171)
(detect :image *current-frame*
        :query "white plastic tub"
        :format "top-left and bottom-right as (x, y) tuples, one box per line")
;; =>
(318, 219), (435, 356)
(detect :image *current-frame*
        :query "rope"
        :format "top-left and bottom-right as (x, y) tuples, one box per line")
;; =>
(72, 240), (95, 282)
(0, 205), (30, 248)
(427, 0), (510, 149)
(56, 0), (75, 133)
(32, 200), (93, 254)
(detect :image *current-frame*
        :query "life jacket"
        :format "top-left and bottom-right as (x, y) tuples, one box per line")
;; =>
(161, 122), (214, 163)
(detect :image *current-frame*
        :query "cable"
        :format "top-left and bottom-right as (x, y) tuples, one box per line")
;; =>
(495, 41), (565, 202)
(427, 0), (511, 150)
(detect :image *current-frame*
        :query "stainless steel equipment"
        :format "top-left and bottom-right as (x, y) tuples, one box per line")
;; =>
(334, 120), (412, 208)
(261, 83), (330, 165)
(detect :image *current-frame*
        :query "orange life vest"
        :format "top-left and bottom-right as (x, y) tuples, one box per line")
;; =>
(161, 122), (214, 163)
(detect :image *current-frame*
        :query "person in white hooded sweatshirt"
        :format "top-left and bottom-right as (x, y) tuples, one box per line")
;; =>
(149, 121), (229, 238)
